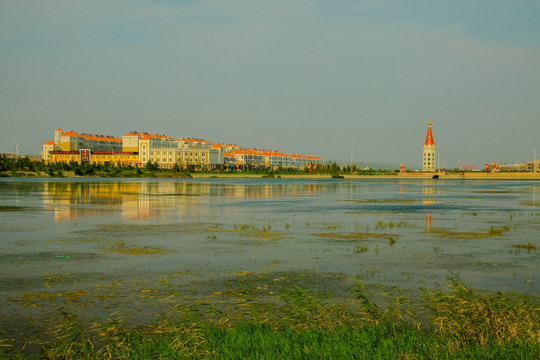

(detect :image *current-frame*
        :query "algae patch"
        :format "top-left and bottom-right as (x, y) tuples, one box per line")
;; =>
(427, 226), (510, 240)
(313, 232), (399, 243)
(101, 241), (167, 255)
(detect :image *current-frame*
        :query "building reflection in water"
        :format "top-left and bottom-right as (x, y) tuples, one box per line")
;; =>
(42, 181), (326, 222)
(422, 180), (437, 205)
(425, 214), (432, 231)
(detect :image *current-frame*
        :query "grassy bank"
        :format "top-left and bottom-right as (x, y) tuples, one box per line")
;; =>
(2, 276), (538, 359)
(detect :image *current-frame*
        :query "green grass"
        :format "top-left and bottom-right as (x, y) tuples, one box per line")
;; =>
(3, 316), (535, 359)
(1, 276), (538, 359)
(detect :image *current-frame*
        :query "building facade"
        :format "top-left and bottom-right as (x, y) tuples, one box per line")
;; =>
(139, 134), (177, 169)
(223, 148), (324, 171)
(41, 128), (324, 170)
(422, 122), (436, 172)
(42, 128), (129, 166)
(177, 138), (212, 170)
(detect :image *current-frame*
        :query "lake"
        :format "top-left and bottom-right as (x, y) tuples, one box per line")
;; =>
(0, 177), (538, 326)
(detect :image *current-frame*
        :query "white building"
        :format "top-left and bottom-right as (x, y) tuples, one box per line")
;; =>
(422, 122), (436, 172)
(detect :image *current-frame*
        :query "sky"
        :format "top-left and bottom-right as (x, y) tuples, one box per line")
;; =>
(1, 0), (539, 169)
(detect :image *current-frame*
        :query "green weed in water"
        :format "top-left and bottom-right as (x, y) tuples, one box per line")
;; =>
(428, 226), (510, 240)
(313, 232), (399, 243)
(101, 241), (167, 255)
(354, 246), (369, 253)
(210, 223), (283, 240)
(511, 243), (537, 251)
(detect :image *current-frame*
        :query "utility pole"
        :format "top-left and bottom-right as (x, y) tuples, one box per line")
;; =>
(350, 149), (353, 174)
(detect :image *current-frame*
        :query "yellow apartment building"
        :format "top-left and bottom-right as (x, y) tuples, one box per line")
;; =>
(123, 131), (179, 168)
(177, 138), (212, 170)
(41, 128), (324, 170)
(43, 129), (138, 166)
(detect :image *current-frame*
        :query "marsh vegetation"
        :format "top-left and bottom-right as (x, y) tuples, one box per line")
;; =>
(1, 272), (538, 359)
(0, 178), (538, 358)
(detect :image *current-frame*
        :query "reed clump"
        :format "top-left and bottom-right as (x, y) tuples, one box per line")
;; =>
(1, 275), (538, 359)
(425, 273), (539, 353)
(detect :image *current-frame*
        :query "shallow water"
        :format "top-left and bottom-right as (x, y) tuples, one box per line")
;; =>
(0, 178), (538, 325)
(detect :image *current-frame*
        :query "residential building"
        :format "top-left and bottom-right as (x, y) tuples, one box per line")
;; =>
(527, 160), (540, 172)
(177, 138), (212, 170)
(42, 128), (129, 166)
(223, 148), (324, 170)
(138, 133), (177, 169)
(40, 127), (324, 170)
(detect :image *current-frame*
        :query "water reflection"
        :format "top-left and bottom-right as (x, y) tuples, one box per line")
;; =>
(0, 178), (538, 298)
(422, 180), (437, 205)
(37, 181), (329, 221)
(425, 214), (432, 231)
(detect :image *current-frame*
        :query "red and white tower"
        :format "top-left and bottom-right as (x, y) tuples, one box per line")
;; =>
(422, 121), (436, 172)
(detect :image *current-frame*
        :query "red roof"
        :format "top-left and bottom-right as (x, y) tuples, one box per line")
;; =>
(124, 131), (174, 140)
(424, 122), (435, 146)
(44, 140), (54, 145)
(62, 130), (81, 137)
(179, 138), (210, 143)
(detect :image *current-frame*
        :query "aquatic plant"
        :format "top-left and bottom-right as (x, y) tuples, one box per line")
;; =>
(313, 232), (399, 243)
(210, 223), (283, 241)
(511, 243), (537, 251)
(354, 246), (369, 253)
(427, 226), (510, 240)
(101, 241), (166, 255)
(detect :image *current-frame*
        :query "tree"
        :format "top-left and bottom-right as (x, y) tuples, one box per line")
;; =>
(145, 161), (158, 171)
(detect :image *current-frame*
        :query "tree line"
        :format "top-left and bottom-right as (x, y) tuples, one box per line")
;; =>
(1, 155), (385, 177)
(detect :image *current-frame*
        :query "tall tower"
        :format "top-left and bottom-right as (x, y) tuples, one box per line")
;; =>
(422, 121), (436, 172)
(54, 128), (63, 147)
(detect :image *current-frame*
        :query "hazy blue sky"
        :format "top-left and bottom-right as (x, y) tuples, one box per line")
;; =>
(1, 0), (539, 168)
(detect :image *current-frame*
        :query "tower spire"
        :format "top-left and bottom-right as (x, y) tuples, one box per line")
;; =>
(424, 121), (435, 146)
(422, 121), (436, 172)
